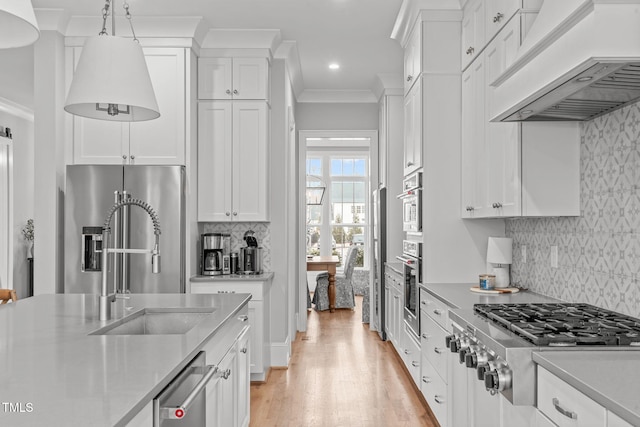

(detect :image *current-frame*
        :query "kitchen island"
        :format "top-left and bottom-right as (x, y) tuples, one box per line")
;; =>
(0, 292), (251, 426)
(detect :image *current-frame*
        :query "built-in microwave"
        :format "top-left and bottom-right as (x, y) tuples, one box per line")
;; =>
(397, 172), (422, 233)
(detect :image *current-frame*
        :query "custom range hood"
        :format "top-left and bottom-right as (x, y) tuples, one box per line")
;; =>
(491, 0), (640, 122)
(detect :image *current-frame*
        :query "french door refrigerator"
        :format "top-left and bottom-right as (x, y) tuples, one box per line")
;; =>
(64, 165), (185, 295)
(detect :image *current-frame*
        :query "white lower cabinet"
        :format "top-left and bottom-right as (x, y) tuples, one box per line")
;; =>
(401, 323), (421, 385)
(190, 279), (272, 382)
(385, 266), (403, 350)
(537, 366), (606, 427)
(608, 412), (633, 427)
(421, 356), (448, 425)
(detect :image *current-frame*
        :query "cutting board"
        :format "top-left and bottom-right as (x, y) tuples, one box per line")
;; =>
(470, 286), (520, 294)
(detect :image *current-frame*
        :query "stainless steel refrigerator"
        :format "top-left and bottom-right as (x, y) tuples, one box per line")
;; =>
(64, 165), (185, 295)
(372, 187), (386, 340)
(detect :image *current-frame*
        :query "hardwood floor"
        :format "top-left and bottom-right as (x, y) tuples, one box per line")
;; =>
(250, 296), (439, 427)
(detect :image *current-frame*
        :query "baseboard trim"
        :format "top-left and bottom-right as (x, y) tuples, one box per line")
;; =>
(270, 336), (291, 368)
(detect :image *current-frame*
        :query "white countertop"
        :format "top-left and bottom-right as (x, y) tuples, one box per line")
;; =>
(533, 351), (640, 426)
(0, 293), (250, 426)
(420, 282), (560, 309)
(190, 272), (274, 282)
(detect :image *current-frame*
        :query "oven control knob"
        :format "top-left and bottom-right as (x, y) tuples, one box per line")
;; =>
(445, 334), (456, 348)
(459, 347), (469, 364)
(449, 338), (460, 353)
(465, 352), (477, 368)
(477, 363), (489, 381)
(484, 366), (512, 392)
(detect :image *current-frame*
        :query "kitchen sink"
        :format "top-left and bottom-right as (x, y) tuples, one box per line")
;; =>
(90, 307), (216, 335)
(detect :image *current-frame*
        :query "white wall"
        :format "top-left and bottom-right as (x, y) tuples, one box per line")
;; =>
(296, 103), (378, 131)
(0, 46), (34, 110)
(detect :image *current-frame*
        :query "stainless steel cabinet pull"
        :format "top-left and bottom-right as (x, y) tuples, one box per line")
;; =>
(159, 365), (218, 420)
(466, 46), (474, 55)
(233, 212), (238, 216)
(422, 376), (431, 383)
(241, 347), (248, 354)
(406, 75), (413, 82)
(421, 300), (427, 305)
(225, 212), (231, 216)
(220, 368), (231, 380)
(404, 349), (410, 355)
(411, 361), (419, 367)
(552, 398), (577, 419)
(434, 395), (445, 404)
(493, 12), (504, 23)
(238, 315), (249, 322)
(433, 309), (443, 316)
(233, 89), (238, 95)
(226, 89), (231, 95)
(421, 333), (430, 340)
(406, 161), (414, 167)
(122, 155), (127, 160)
(130, 155), (135, 160)
(434, 347), (443, 354)
(394, 295), (400, 300)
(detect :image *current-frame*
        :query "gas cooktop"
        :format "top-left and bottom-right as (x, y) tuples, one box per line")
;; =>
(474, 303), (640, 347)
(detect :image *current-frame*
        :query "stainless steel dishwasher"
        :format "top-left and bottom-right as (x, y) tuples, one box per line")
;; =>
(153, 351), (215, 426)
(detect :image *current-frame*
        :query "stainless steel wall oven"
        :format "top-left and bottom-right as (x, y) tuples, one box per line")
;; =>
(397, 240), (422, 339)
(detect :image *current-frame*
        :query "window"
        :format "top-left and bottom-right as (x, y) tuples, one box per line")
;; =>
(306, 149), (369, 269)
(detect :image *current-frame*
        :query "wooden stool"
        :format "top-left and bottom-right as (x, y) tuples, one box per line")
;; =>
(0, 289), (18, 304)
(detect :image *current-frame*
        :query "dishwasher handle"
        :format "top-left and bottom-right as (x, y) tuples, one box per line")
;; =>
(159, 365), (218, 420)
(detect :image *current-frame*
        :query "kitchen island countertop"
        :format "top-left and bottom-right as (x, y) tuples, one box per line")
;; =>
(533, 351), (640, 426)
(0, 292), (250, 426)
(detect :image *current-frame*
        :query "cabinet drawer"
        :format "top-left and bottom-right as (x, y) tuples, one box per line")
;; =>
(421, 356), (448, 427)
(402, 324), (421, 386)
(537, 367), (605, 427)
(419, 288), (450, 330)
(190, 280), (265, 301)
(420, 313), (448, 381)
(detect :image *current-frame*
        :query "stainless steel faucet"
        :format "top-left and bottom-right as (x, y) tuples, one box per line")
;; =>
(99, 197), (161, 320)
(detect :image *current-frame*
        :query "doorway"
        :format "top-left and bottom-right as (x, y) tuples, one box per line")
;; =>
(297, 130), (378, 331)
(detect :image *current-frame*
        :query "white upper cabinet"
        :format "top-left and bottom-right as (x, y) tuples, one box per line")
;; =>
(461, 0), (485, 70)
(198, 57), (269, 101)
(461, 12), (580, 218)
(403, 24), (421, 95)
(70, 47), (187, 165)
(403, 78), (422, 176)
(197, 101), (269, 222)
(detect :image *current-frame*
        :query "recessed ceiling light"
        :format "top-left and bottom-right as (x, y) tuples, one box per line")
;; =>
(329, 63), (340, 70)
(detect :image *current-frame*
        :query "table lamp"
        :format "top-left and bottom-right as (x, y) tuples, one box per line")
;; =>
(487, 237), (512, 288)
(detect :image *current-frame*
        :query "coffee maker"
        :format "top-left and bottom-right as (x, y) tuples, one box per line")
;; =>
(201, 233), (224, 276)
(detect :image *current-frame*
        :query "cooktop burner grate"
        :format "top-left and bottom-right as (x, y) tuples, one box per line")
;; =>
(474, 303), (640, 346)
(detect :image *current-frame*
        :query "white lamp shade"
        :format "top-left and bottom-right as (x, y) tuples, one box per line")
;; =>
(64, 35), (160, 122)
(487, 237), (513, 265)
(0, 0), (40, 48)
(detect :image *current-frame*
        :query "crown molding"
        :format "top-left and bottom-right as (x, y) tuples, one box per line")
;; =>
(34, 8), (68, 33)
(200, 29), (281, 54)
(391, 0), (462, 47)
(372, 74), (404, 100)
(0, 96), (34, 122)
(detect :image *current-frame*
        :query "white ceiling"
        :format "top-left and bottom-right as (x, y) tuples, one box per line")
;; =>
(0, 0), (406, 109)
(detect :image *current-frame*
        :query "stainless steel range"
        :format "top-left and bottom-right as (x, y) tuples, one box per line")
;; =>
(448, 303), (640, 406)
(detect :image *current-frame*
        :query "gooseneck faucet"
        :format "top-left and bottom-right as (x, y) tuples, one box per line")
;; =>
(99, 197), (161, 321)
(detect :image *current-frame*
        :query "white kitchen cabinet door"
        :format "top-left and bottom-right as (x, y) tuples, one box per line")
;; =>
(483, 17), (521, 217)
(71, 47), (186, 165)
(403, 79), (422, 176)
(461, 57), (488, 218)
(128, 48), (185, 165)
(210, 347), (237, 427)
(124, 401), (152, 427)
(236, 326), (251, 427)
(461, 0), (485, 70)
(232, 101), (269, 221)
(608, 411), (633, 427)
(485, 0), (519, 43)
(198, 101), (233, 222)
(536, 409), (558, 427)
(198, 57), (269, 100)
(422, 356), (448, 427)
(403, 22), (421, 95)
(197, 101), (269, 222)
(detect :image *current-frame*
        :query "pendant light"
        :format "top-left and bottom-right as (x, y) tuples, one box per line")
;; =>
(64, 0), (159, 122)
(0, 0), (40, 48)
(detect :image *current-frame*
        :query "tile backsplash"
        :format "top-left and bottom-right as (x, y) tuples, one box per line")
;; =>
(201, 222), (271, 272)
(507, 102), (640, 318)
